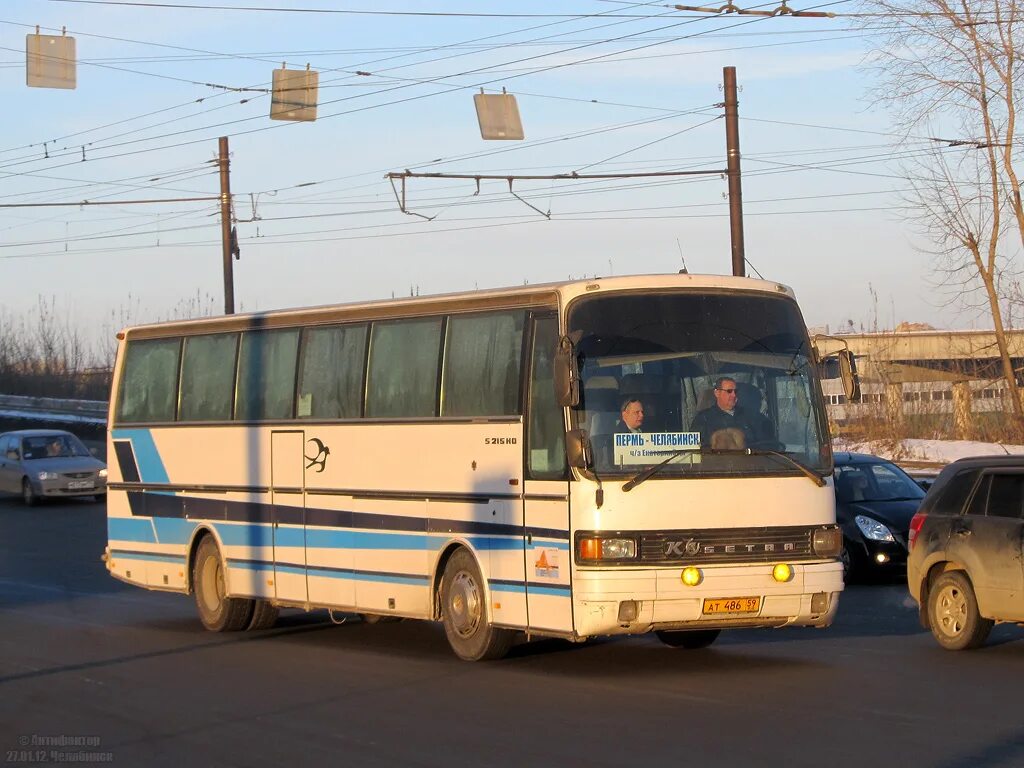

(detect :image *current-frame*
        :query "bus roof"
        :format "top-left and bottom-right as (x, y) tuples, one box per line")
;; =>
(119, 272), (796, 339)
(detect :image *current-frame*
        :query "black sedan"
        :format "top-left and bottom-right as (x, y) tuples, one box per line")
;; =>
(833, 452), (926, 578)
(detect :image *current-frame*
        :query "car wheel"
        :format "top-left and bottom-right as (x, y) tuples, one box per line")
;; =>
(22, 478), (37, 507)
(840, 543), (853, 581)
(440, 548), (513, 661)
(655, 629), (721, 649)
(192, 535), (254, 632)
(927, 571), (993, 651)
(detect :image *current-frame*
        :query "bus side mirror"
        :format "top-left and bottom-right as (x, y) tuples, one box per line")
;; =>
(838, 349), (861, 403)
(553, 334), (580, 407)
(565, 429), (592, 469)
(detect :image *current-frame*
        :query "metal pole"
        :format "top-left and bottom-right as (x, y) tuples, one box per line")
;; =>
(218, 136), (235, 315)
(723, 66), (745, 278)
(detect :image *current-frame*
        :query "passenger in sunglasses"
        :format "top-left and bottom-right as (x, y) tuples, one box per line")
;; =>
(689, 376), (765, 449)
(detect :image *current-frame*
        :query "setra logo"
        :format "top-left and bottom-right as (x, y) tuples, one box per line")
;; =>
(665, 539), (797, 556)
(665, 539), (701, 557)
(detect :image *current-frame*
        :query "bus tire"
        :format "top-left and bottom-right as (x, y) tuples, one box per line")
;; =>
(192, 535), (254, 632)
(247, 600), (279, 631)
(360, 613), (400, 624)
(440, 548), (513, 661)
(655, 629), (721, 649)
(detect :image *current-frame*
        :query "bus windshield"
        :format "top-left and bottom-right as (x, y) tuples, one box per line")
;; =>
(567, 291), (830, 478)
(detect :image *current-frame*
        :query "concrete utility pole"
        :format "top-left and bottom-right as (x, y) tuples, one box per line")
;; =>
(723, 66), (745, 278)
(218, 136), (235, 315)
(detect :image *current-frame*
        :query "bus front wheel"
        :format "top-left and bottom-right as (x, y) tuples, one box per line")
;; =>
(192, 536), (254, 632)
(440, 549), (513, 661)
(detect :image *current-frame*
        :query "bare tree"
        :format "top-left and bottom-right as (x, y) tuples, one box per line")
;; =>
(862, 0), (1024, 423)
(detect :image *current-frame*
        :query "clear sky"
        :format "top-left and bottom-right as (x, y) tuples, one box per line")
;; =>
(0, 0), (979, 350)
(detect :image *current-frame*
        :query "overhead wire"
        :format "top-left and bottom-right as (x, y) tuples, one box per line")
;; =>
(0, 2), (673, 158)
(0, 1), (831, 171)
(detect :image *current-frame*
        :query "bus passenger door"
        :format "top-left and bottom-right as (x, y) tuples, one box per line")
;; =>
(523, 314), (573, 634)
(271, 430), (307, 603)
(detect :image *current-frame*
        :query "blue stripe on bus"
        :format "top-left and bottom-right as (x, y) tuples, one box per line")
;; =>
(489, 579), (570, 596)
(526, 583), (572, 596)
(306, 529), (427, 551)
(529, 540), (571, 551)
(108, 516), (157, 544)
(109, 517), (568, 564)
(119, 490), (569, 541)
(110, 429), (170, 484)
(227, 558), (429, 585)
(152, 517), (198, 545)
(489, 581), (526, 593)
(109, 549), (186, 564)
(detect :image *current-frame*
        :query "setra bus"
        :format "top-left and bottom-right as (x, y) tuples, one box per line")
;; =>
(104, 272), (847, 660)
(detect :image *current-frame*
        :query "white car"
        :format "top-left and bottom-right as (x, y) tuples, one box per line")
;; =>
(0, 429), (107, 505)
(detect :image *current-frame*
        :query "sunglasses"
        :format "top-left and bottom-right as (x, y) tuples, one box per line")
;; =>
(717, 387), (737, 394)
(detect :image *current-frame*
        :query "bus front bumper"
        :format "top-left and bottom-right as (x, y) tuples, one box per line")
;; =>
(572, 561), (844, 638)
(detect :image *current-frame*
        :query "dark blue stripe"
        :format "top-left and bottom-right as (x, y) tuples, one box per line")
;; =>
(122, 490), (569, 540)
(113, 441), (140, 483)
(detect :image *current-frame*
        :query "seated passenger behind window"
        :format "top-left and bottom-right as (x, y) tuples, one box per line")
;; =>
(710, 427), (746, 450)
(593, 397), (645, 468)
(690, 377), (763, 448)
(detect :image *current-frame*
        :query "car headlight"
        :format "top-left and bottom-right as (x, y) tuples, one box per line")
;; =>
(855, 515), (895, 542)
(37, 471), (58, 481)
(98, 469), (108, 479)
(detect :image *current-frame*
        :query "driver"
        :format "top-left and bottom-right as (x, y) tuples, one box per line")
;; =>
(689, 377), (762, 449)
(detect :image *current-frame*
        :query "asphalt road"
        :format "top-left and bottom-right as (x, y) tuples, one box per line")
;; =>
(1, 497), (1023, 768)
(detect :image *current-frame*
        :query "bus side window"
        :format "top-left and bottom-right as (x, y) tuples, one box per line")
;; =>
(179, 333), (238, 421)
(442, 311), (525, 417)
(527, 316), (567, 478)
(366, 318), (443, 418)
(116, 337), (182, 424)
(298, 324), (368, 419)
(235, 329), (300, 421)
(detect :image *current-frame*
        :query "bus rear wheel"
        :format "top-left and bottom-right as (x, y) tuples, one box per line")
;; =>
(192, 536), (254, 632)
(440, 549), (513, 661)
(247, 600), (279, 631)
(656, 629), (721, 649)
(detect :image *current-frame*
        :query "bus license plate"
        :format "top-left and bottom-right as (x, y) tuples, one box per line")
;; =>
(702, 597), (760, 615)
(68, 480), (94, 490)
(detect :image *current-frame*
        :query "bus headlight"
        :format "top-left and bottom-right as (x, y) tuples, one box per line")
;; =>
(812, 526), (842, 557)
(578, 536), (637, 562)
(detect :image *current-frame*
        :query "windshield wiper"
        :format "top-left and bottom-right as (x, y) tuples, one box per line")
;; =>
(622, 447), (825, 492)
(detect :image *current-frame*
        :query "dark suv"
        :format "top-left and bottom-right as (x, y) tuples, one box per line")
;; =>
(907, 456), (1024, 650)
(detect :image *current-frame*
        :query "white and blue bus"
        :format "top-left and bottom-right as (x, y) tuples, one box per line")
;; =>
(105, 273), (845, 660)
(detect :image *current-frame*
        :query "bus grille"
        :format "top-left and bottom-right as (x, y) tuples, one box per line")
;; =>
(639, 526), (816, 565)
